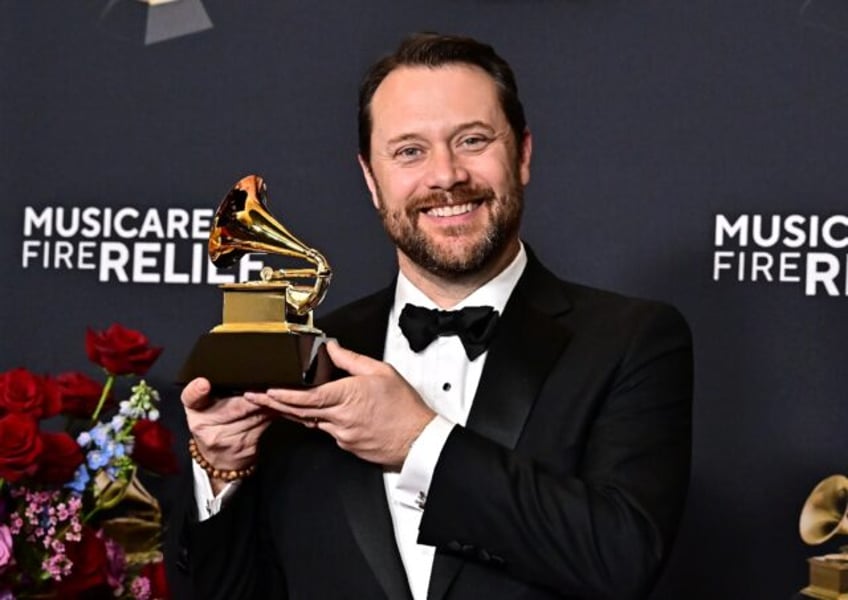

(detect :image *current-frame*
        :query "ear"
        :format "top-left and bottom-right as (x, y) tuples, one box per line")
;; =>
(358, 154), (381, 209)
(518, 129), (532, 186)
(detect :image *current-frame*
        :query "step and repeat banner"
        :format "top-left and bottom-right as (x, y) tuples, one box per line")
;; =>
(3, 1), (847, 597)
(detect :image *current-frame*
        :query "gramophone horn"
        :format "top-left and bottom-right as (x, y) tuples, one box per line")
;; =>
(800, 474), (848, 545)
(208, 174), (331, 317)
(209, 174), (318, 269)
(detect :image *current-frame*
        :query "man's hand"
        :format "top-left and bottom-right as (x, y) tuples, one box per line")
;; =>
(182, 377), (274, 494)
(244, 341), (436, 468)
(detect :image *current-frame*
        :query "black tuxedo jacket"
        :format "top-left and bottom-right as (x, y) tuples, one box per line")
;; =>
(169, 252), (693, 600)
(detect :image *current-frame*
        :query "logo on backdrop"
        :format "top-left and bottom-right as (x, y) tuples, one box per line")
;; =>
(713, 214), (848, 296)
(20, 205), (264, 285)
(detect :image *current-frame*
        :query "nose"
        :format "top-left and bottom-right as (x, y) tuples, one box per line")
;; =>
(424, 146), (469, 190)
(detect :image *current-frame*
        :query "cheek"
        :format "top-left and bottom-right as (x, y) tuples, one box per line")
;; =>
(375, 170), (421, 207)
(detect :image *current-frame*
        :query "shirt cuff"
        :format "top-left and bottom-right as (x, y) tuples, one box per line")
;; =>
(394, 415), (455, 512)
(192, 459), (241, 521)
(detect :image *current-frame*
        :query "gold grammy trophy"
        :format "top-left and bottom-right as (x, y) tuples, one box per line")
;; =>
(799, 475), (848, 599)
(179, 174), (333, 392)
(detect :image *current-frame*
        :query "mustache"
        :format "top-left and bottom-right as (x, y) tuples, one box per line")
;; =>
(406, 186), (496, 214)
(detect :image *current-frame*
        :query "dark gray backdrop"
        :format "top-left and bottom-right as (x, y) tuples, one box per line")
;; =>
(3, 1), (847, 598)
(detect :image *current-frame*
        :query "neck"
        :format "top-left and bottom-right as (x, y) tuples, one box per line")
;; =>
(397, 239), (520, 309)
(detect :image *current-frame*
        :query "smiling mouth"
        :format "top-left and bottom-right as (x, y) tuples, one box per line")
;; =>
(424, 202), (479, 217)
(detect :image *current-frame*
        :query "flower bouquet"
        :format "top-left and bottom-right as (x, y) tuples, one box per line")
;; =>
(0, 324), (176, 599)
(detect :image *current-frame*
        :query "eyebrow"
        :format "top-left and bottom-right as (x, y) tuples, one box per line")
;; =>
(384, 121), (497, 148)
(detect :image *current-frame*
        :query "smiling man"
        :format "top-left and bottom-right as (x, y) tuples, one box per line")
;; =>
(172, 33), (693, 600)
(362, 63), (528, 295)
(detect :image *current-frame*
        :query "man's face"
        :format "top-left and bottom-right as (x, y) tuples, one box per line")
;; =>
(360, 65), (532, 280)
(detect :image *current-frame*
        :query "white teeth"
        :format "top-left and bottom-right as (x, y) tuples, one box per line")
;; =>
(427, 203), (475, 217)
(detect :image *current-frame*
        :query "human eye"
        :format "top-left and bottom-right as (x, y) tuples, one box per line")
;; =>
(458, 134), (491, 151)
(393, 146), (424, 163)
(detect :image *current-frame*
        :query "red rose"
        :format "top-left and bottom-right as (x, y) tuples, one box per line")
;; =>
(85, 324), (163, 376)
(57, 527), (111, 597)
(0, 413), (43, 482)
(140, 559), (171, 599)
(55, 371), (112, 418)
(0, 368), (61, 419)
(131, 419), (178, 475)
(34, 431), (84, 484)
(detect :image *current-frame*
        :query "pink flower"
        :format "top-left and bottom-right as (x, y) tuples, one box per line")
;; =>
(102, 534), (127, 593)
(131, 575), (151, 600)
(0, 524), (12, 569)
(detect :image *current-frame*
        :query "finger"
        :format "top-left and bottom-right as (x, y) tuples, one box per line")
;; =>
(221, 405), (275, 432)
(209, 397), (271, 425)
(279, 410), (335, 431)
(279, 412), (320, 428)
(247, 392), (327, 420)
(188, 398), (270, 435)
(181, 378), (212, 411)
(219, 413), (274, 445)
(325, 340), (381, 376)
(249, 387), (338, 409)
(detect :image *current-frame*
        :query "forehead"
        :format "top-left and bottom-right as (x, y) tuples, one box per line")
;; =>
(369, 65), (505, 138)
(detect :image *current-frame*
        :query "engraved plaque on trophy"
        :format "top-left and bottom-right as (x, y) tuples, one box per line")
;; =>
(178, 175), (333, 393)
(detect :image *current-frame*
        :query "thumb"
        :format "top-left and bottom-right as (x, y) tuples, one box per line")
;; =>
(325, 340), (379, 376)
(181, 377), (213, 411)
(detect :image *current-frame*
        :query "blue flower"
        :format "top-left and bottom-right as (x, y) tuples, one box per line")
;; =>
(105, 440), (126, 459)
(110, 415), (126, 432)
(65, 464), (90, 493)
(90, 424), (112, 448)
(87, 449), (110, 470)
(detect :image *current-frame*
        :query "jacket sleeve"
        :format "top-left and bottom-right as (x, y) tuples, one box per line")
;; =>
(165, 428), (294, 599)
(417, 304), (693, 600)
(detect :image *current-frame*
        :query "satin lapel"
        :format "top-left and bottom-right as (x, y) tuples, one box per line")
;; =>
(339, 454), (413, 600)
(325, 287), (414, 600)
(466, 258), (573, 448)
(427, 254), (573, 600)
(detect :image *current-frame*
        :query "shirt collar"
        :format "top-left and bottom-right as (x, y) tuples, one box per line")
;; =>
(392, 242), (527, 317)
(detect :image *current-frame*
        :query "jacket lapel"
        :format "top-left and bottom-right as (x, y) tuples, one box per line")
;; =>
(467, 253), (573, 447)
(427, 252), (574, 600)
(324, 287), (415, 600)
(339, 454), (413, 600)
(323, 254), (574, 600)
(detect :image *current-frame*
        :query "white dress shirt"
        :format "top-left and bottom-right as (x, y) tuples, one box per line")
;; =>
(193, 244), (527, 600)
(382, 245), (526, 600)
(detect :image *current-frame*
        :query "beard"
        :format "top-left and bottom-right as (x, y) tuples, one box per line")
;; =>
(375, 177), (524, 280)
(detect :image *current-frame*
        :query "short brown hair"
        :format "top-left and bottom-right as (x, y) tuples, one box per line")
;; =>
(358, 33), (527, 164)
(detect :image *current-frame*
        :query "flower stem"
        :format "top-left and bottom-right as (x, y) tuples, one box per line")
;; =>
(91, 373), (115, 423)
(82, 505), (101, 524)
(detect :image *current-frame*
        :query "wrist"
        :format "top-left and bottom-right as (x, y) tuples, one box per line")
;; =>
(399, 409), (438, 465)
(210, 477), (230, 496)
(189, 437), (256, 483)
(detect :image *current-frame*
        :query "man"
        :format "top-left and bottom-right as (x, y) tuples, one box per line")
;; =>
(170, 33), (693, 600)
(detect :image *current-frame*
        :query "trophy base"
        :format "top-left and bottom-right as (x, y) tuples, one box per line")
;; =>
(800, 588), (848, 600)
(800, 556), (848, 600)
(178, 331), (333, 394)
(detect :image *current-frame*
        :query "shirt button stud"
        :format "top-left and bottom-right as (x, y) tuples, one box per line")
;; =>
(442, 382), (451, 391)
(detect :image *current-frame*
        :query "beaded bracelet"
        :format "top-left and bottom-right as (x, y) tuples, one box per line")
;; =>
(188, 438), (256, 482)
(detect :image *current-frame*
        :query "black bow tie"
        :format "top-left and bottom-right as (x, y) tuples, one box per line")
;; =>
(398, 303), (500, 360)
